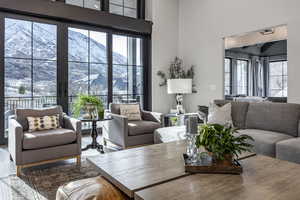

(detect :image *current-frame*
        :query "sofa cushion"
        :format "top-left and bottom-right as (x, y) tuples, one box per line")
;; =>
(246, 103), (300, 137)
(214, 100), (249, 129)
(238, 129), (293, 157)
(276, 138), (300, 164)
(110, 103), (140, 115)
(23, 128), (77, 150)
(16, 106), (64, 132)
(128, 120), (161, 136)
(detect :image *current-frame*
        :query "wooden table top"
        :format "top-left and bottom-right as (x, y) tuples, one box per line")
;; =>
(135, 155), (300, 200)
(87, 140), (189, 198)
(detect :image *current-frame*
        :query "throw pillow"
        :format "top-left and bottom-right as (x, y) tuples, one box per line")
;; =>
(120, 104), (142, 121)
(27, 114), (61, 132)
(207, 103), (233, 126)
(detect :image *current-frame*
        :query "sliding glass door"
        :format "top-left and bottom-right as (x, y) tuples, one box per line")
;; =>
(0, 13), (150, 144)
(112, 34), (144, 106)
(4, 17), (58, 139)
(68, 27), (108, 115)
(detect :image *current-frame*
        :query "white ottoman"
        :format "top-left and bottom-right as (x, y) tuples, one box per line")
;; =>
(154, 126), (186, 144)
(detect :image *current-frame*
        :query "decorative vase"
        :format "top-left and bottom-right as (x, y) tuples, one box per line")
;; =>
(84, 103), (97, 119)
(98, 109), (104, 120)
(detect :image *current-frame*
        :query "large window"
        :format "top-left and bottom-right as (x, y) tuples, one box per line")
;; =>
(66, 0), (102, 11)
(68, 27), (108, 113)
(269, 61), (288, 97)
(0, 13), (149, 144)
(113, 35), (143, 106)
(65, 0), (140, 19)
(4, 18), (57, 135)
(110, 0), (137, 18)
(236, 60), (248, 95)
(224, 58), (231, 95)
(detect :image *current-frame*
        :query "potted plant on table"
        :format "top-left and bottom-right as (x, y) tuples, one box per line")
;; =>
(73, 94), (104, 120)
(196, 124), (254, 166)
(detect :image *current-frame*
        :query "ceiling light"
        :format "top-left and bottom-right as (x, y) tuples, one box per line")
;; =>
(260, 29), (275, 35)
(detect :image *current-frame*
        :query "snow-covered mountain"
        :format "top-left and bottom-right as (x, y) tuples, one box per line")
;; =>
(4, 19), (129, 97)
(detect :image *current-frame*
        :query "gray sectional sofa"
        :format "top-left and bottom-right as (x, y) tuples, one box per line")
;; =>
(214, 100), (300, 164)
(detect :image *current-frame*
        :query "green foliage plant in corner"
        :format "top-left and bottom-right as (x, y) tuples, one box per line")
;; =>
(196, 124), (254, 165)
(157, 57), (197, 92)
(73, 94), (104, 119)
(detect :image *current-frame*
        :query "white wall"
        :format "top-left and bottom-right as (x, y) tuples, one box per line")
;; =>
(178, 0), (300, 112)
(146, 0), (179, 113)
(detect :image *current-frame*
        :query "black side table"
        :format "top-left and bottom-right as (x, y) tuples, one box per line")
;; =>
(80, 118), (112, 154)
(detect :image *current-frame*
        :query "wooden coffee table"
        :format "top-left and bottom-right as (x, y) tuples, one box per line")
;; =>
(87, 140), (255, 198)
(87, 140), (189, 198)
(135, 155), (300, 200)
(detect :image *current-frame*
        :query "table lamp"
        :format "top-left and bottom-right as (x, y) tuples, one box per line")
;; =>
(167, 79), (192, 114)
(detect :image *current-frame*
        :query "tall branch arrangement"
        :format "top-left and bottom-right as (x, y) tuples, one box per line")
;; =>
(157, 57), (196, 92)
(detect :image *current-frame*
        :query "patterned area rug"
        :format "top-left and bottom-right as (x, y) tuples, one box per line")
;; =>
(0, 159), (101, 200)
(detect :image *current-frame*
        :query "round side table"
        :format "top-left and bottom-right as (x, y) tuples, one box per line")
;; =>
(80, 118), (112, 154)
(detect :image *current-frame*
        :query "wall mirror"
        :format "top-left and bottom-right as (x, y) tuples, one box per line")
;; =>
(224, 25), (287, 102)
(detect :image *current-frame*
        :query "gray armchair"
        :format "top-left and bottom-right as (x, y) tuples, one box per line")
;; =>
(103, 103), (163, 149)
(8, 106), (81, 176)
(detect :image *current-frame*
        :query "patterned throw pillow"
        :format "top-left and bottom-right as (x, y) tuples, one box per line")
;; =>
(120, 104), (142, 121)
(27, 114), (61, 132)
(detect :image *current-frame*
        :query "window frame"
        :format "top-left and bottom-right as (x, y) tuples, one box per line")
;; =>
(224, 57), (232, 96)
(112, 34), (144, 106)
(0, 11), (151, 145)
(4, 17), (59, 99)
(268, 60), (288, 97)
(63, 0), (145, 19)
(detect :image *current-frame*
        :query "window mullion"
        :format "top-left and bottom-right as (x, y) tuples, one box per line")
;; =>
(107, 33), (113, 106)
(88, 31), (91, 95)
(31, 22), (34, 103)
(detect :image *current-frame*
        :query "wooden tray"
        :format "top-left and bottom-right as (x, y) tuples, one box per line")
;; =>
(183, 154), (243, 175)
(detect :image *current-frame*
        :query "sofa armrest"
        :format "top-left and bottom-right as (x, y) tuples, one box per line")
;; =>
(141, 111), (164, 124)
(103, 113), (129, 148)
(63, 116), (82, 154)
(8, 119), (24, 165)
(63, 116), (81, 134)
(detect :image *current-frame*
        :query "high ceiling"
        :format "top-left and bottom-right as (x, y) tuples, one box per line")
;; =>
(224, 25), (287, 49)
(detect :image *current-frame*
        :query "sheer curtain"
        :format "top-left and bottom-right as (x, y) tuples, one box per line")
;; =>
(249, 56), (266, 97)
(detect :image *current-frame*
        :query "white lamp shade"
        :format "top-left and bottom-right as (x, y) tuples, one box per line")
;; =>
(167, 79), (192, 94)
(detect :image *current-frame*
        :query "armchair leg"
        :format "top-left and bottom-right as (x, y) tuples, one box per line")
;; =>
(16, 166), (22, 177)
(76, 155), (81, 166)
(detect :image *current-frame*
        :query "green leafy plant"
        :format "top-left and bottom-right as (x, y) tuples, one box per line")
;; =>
(196, 124), (254, 161)
(18, 85), (26, 95)
(73, 94), (104, 118)
(170, 117), (178, 126)
(157, 57), (196, 92)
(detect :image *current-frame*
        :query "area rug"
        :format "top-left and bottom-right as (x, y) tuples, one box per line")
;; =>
(0, 159), (101, 200)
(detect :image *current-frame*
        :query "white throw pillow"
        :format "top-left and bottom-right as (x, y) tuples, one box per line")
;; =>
(207, 103), (233, 126)
(120, 104), (142, 121)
